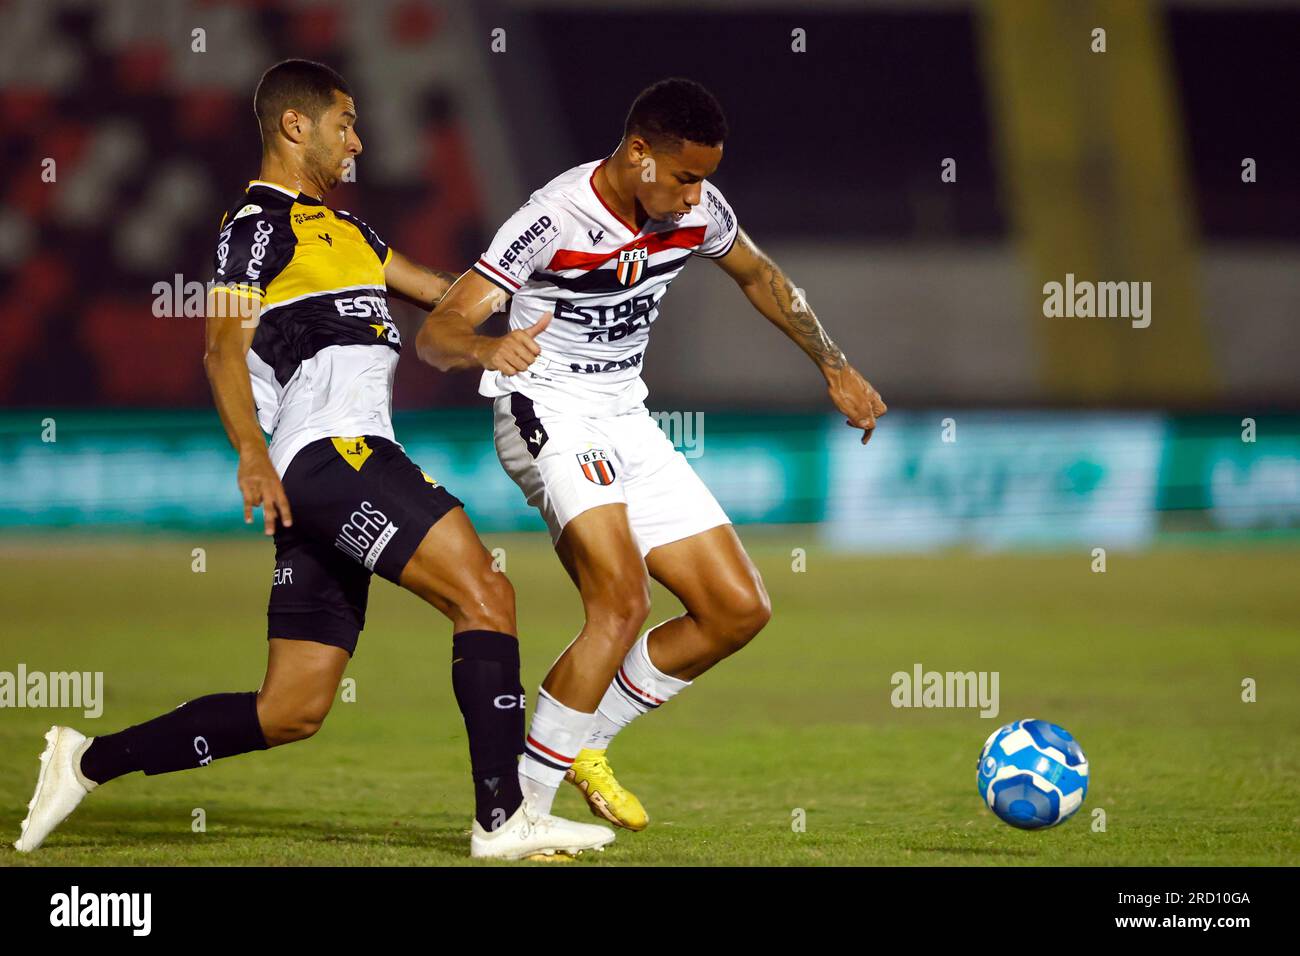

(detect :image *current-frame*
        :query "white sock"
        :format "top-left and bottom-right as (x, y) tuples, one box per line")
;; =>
(585, 630), (691, 750)
(519, 687), (595, 815)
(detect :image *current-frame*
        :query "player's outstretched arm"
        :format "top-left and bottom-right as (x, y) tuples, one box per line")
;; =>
(383, 249), (460, 309)
(203, 292), (292, 535)
(715, 228), (887, 445)
(414, 269), (550, 375)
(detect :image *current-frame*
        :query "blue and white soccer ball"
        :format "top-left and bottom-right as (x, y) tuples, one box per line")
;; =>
(977, 719), (1089, 829)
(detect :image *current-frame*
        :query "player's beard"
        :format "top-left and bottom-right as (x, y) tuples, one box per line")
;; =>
(304, 136), (342, 193)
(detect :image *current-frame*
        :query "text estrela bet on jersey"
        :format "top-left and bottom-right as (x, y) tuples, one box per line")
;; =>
(473, 160), (738, 415)
(211, 181), (399, 474)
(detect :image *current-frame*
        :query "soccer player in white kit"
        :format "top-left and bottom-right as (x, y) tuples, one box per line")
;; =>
(416, 79), (885, 831)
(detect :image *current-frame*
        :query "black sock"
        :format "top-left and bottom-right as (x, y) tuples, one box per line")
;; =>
(451, 630), (526, 831)
(79, 691), (268, 784)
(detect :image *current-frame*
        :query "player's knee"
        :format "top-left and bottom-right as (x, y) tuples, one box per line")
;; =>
(586, 580), (651, 647)
(709, 579), (771, 652)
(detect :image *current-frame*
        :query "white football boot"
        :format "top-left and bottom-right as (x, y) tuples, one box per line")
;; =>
(14, 726), (97, 853)
(470, 798), (615, 860)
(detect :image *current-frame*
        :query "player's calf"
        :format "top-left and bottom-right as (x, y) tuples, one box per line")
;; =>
(509, 584), (647, 814)
(398, 511), (531, 834)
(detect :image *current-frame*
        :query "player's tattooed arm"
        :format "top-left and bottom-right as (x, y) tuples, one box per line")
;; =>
(716, 228), (887, 445)
(384, 249), (460, 309)
(415, 269), (551, 375)
(203, 294), (293, 534)
(716, 229), (847, 368)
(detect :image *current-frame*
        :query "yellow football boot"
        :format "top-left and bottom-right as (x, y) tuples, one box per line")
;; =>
(565, 748), (649, 831)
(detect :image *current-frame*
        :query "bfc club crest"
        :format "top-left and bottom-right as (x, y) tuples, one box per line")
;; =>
(616, 246), (649, 286)
(577, 448), (616, 485)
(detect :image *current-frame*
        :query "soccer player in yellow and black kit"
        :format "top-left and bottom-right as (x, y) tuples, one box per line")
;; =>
(14, 60), (612, 860)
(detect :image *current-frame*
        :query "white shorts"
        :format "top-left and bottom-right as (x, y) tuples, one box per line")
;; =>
(493, 393), (731, 556)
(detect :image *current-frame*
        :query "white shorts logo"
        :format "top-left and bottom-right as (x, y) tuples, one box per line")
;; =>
(335, 501), (399, 569)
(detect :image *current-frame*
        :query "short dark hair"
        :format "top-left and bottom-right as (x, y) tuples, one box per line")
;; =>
(624, 78), (727, 151)
(254, 59), (351, 143)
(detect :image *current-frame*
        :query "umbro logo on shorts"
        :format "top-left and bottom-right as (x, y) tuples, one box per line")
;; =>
(576, 449), (616, 485)
(509, 393), (549, 459)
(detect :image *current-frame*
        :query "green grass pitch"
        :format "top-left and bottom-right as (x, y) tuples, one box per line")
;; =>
(2, 532), (1297, 866)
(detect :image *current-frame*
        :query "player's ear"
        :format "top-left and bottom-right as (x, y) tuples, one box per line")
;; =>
(279, 108), (308, 145)
(625, 135), (650, 167)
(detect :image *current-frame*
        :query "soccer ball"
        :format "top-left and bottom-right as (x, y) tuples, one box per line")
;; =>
(977, 718), (1089, 829)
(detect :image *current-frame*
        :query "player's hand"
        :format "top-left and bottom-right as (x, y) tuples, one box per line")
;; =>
(476, 312), (552, 375)
(826, 364), (887, 445)
(237, 449), (293, 535)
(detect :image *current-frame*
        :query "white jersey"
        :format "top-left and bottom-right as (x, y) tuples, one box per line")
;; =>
(473, 159), (738, 416)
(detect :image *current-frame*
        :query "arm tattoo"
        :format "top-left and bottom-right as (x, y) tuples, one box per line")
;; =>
(763, 261), (847, 371)
(413, 264), (459, 305)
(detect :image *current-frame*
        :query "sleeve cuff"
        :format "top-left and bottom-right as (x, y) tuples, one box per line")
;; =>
(473, 260), (521, 294)
(208, 283), (265, 301)
(693, 229), (738, 259)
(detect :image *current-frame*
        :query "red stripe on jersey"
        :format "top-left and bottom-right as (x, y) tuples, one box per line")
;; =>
(546, 226), (706, 273)
(475, 258), (522, 290)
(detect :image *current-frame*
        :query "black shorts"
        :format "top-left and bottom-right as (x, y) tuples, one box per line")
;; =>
(267, 435), (464, 655)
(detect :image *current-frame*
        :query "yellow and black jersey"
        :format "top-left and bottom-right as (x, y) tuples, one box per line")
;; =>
(210, 180), (401, 474)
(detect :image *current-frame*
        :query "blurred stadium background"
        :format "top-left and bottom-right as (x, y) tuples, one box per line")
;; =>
(1, 0), (1297, 547)
(2, 0), (1299, 869)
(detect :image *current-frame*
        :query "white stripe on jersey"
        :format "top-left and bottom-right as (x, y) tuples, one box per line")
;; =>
(477, 159), (739, 417)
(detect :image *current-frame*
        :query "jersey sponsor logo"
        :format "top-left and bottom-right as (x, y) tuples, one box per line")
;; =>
(336, 294), (401, 344)
(233, 203), (262, 221)
(215, 224), (233, 275)
(497, 215), (553, 271)
(554, 294), (655, 327)
(554, 294), (657, 344)
(576, 448), (616, 485)
(246, 220), (275, 280)
(568, 351), (644, 375)
(293, 210), (326, 224)
(706, 190), (734, 235)
(493, 693), (526, 710)
(616, 245), (649, 286)
(588, 229), (604, 245)
(272, 562), (294, 586)
(335, 499), (400, 570)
